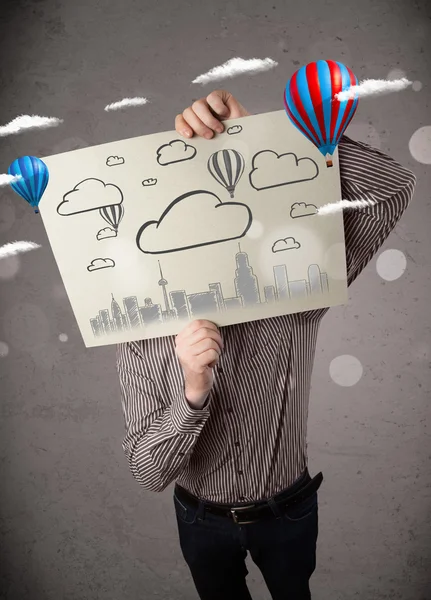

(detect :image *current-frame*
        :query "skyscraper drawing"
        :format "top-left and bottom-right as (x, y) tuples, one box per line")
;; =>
(124, 296), (141, 329)
(308, 264), (323, 294)
(99, 309), (111, 334)
(288, 280), (308, 299)
(320, 273), (329, 294)
(111, 294), (123, 332)
(170, 290), (190, 320)
(139, 298), (162, 326)
(224, 297), (243, 310)
(234, 244), (261, 306)
(90, 317), (102, 337)
(188, 291), (218, 317)
(209, 282), (225, 311)
(273, 265), (289, 300)
(264, 285), (276, 303)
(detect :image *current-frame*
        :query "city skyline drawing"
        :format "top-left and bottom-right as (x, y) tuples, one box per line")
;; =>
(89, 245), (331, 338)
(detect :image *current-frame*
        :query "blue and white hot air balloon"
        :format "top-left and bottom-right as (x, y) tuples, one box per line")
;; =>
(8, 156), (49, 213)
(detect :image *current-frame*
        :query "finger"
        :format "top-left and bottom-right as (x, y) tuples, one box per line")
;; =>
(188, 327), (223, 350)
(192, 99), (224, 134)
(195, 348), (220, 369)
(176, 319), (218, 343)
(182, 106), (215, 139)
(190, 338), (221, 358)
(175, 114), (193, 138)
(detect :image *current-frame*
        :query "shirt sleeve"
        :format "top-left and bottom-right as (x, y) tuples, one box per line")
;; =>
(338, 135), (417, 287)
(116, 341), (211, 492)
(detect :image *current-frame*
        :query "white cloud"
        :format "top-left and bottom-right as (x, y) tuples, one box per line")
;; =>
(192, 57), (278, 85)
(142, 178), (157, 186)
(335, 78), (411, 101)
(106, 155), (125, 166)
(272, 237), (301, 253)
(0, 173), (22, 187)
(156, 140), (197, 166)
(318, 198), (377, 215)
(249, 151), (319, 191)
(57, 178), (123, 215)
(227, 125), (243, 135)
(0, 240), (41, 259)
(87, 258), (115, 271)
(137, 190), (252, 254)
(104, 97), (149, 111)
(96, 227), (117, 240)
(0, 114), (63, 137)
(290, 202), (318, 218)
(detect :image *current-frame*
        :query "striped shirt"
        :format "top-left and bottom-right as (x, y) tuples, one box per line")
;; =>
(117, 135), (416, 503)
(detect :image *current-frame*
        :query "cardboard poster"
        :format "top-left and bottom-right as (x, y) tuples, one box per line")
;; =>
(39, 110), (348, 347)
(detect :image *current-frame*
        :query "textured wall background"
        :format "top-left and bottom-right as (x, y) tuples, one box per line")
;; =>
(0, 0), (430, 599)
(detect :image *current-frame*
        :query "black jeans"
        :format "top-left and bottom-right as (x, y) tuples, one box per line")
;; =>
(174, 483), (319, 600)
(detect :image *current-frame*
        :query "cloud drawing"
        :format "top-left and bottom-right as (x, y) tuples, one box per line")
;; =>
(156, 140), (197, 166)
(290, 202), (318, 219)
(57, 178), (123, 215)
(106, 155), (125, 167)
(249, 151), (319, 191)
(142, 178), (157, 186)
(227, 125), (243, 135)
(272, 237), (301, 253)
(96, 227), (117, 240)
(136, 190), (252, 255)
(87, 258), (115, 271)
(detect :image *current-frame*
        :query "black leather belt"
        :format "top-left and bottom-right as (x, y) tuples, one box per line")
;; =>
(175, 470), (323, 525)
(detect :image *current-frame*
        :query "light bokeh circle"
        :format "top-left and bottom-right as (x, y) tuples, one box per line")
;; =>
(0, 256), (20, 279)
(409, 126), (431, 164)
(330, 355), (363, 387)
(376, 249), (407, 281)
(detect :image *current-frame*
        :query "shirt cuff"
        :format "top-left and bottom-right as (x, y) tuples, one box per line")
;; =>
(170, 391), (211, 435)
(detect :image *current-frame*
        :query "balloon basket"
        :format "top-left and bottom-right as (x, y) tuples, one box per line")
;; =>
(34, 208), (39, 214)
(326, 159), (333, 168)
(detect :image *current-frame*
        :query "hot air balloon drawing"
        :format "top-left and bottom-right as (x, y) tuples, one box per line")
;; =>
(207, 149), (245, 198)
(99, 203), (124, 233)
(7, 156), (49, 213)
(284, 60), (359, 168)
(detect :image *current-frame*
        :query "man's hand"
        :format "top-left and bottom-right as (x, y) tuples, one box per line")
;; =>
(175, 90), (250, 140)
(175, 320), (223, 409)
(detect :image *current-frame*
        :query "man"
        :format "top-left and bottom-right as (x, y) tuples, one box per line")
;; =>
(117, 90), (416, 600)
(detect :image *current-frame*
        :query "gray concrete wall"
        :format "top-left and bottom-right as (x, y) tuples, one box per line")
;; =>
(0, 0), (430, 598)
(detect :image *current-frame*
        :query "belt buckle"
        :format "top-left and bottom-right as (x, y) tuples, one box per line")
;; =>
(230, 504), (256, 525)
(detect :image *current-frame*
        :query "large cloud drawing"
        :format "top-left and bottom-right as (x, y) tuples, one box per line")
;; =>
(272, 237), (301, 253)
(136, 190), (252, 255)
(290, 202), (318, 218)
(156, 139), (197, 166)
(249, 150), (319, 191)
(57, 178), (123, 216)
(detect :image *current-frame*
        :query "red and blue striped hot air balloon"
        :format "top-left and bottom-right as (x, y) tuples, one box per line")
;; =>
(8, 156), (49, 213)
(284, 60), (359, 167)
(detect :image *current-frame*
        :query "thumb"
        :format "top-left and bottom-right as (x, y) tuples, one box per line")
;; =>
(206, 90), (230, 118)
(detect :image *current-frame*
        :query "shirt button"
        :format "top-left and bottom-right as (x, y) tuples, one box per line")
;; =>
(238, 470), (243, 476)
(234, 441), (240, 447)
(227, 406), (233, 413)
(239, 496), (246, 502)
(196, 419), (203, 425)
(218, 367), (224, 374)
